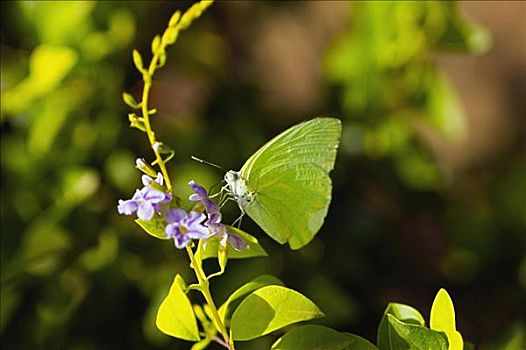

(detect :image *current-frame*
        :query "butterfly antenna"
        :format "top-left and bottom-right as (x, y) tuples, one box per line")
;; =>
(191, 156), (224, 170)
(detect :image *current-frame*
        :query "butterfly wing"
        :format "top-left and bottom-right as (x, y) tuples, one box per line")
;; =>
(239, 117), (341, 249)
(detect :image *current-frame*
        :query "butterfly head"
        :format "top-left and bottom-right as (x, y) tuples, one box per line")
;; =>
(224, 170), (254, 208)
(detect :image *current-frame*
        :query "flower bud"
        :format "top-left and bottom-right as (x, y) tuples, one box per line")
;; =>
(135, 158), (157, 177)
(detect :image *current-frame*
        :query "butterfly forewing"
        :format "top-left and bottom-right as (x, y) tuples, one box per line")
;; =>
(239, 118), (341, 249)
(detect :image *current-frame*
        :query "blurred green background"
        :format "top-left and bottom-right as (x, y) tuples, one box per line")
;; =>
(1, 1), (525, 349)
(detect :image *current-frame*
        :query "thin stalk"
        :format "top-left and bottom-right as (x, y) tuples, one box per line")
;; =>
(137, 2), (227, 347)
(141, 51), (173, 192)
(186, 246), (233, 349)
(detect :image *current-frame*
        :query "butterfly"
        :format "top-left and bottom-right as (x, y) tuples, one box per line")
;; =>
(224, 117), (342, 249)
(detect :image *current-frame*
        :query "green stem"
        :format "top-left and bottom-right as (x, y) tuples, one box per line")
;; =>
(141, 52), (173, 192)
(186, 246), (233, 349)
(137, 2), (227, 347)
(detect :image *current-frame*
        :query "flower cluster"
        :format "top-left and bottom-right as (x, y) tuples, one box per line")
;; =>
(117, 173), (171, 220)
(189, 181), (247, 251)
(118, 174), (246, 250)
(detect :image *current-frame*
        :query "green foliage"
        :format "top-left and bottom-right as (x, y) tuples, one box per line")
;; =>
(1, 0), (522, 349)
(2, 45), (78, 116)
(343, 334), (379, 350)
(230, 285), (324, 340)
(271, 325), (353, 350)
(218, 275), (284, 323)
(272, 326), (379, 350)
(156, 275), (200, 341)
(136, 216), (170, 240)
(430, 289), (463, 350)
(325, 1), (491, 189)
(385, 315), (448, 350)
(377, 289), (467, 350)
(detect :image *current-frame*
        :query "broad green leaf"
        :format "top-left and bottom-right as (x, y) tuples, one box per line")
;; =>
(378, 302), (426, 349)
(386, 315), (448, 350)
(376, 303), (425, 350)
(272, 325), (352, 350)
(202, 226), (267, 260)
(156, 275), (200, 341)
(342, 333), (379, 350)
(218, 275), (283, 323)
(430, 289), (463, 350)
(136, 216), (169, 240)
(230, 285), (324, 341)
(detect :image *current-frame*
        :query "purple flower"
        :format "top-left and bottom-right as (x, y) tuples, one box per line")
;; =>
(165, 208), (211, 248)
(226, 233), (248, 251)
(188, 180), (247, 251)
(188, 180), (221, 224)
(117, 173), (171, 220)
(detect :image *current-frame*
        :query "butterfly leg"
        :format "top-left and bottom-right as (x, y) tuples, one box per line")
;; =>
(231, 210), (245, 229)
(208, 180), (226, 199)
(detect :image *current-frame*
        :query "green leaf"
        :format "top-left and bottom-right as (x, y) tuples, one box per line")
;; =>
(122, 92), (139, 109)
(436, 3), (491, 54)
(271, 325), (352, 350)
(21, 220), (71, 276)
(218, 275), (283, 323)
(385, 315), (448, 350)
(342, 333), (379, 350)
(135, 216), (169, 240)
(78, 230), (118, 271)
(1, 44), (78, 115)
(61, 168), (100, 206)
(426, 70), (466, 141)
(202, 226), (267, 260)
(377, 303), (426, 350)
(163, 27), (179, 45)
(151, 35), (161, 54)
(191, 339), (211, 350)
(430, 289), (463, 350)
(230, 285), (324, 341)
(132, 49), (144, 72)
(156, 275), (200, 341)
(168, 11), (181, 28)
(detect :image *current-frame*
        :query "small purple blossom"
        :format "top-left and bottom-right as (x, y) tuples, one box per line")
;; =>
(188, 180), (221, 224)
(188, 180), (247, 251)
(225, 232), (248, 251)
(117, 173), (171, 220)
(165, 208), (211, 248)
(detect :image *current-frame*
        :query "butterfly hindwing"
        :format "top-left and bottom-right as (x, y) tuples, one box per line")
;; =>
(239, 118), (341, 249)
